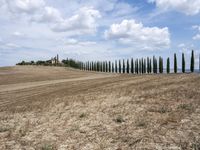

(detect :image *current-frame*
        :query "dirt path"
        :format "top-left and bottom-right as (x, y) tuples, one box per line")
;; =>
(0, 74), (115, 92)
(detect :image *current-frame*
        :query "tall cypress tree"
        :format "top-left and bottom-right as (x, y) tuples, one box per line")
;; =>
(131, 58), (134, 74)
(137, 59), (139, 74)
(147, 57), (149, 73)
(112, 62), (114, 73)
(119, 60), (121, 73)
(103, 61), (105, 72)
(115, 60), (118, 73)
(149, 58), (152, 73)
(109, 61), (111, 72)
(199, 54), (200, 73)
(161, 57), (163, 73)
(144, 58), (146, 74)
(127, 59), (129, 73)
(141, 58), (144, 74)
(174, 53), (177, 73)
(167, 57), (170, 73)
(159, 57), (163, 73)
(182, 53), (185, 73)
(123, 59), (125, 73)
(105, 61), (108, 72)
(135, 59), (137, 74)
(153, 56), (157, 74)
(139, 59), (142, 74)
(190, 50), (194, 72)
(101, 62), (103, 72)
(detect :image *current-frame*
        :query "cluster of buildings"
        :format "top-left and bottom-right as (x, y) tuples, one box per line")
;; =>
(51, 54), (59, 65)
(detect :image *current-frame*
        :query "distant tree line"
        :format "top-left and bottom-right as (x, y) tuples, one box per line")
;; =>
(78, 50), (198, 74)
(17, 50), (199, 74)
(16, 58), (81, 68)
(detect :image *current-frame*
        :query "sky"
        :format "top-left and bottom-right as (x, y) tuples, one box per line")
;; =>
(0, 0), (200, 68)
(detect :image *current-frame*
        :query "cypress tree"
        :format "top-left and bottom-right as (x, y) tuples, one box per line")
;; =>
(115, 60), (118, 73)
(123, 59), (125, 73)
(159, 57), (162, 73)
(153, 56), (157, 74)
(103, 61), (105, 72)
(105, 61), (108, 72)
(161, 57), (163, 73)
(149, 58), (152, 73)
(139, 59), (142, 74)
(112, 62), (114, 73)
(190, 50), (194, 72)
(167, 57), (170, 74)
(144, 58), (146, 74)
(127, 59), (129, 73)
(182, 53), (185, 73)
(100, 62), (103, 72)
(131, 58), (134, 74)
(98, 61), (100, 72)
(141, 58), (144, 74)
(147, 57), (149, 73)
(136, 59), (139, 74)
(135, 59), (137, 74)
(174, 53), (177, 73)
(119, 60), (121, 73)
(109, 61), (111, 72)
(153, 56), (155, 73)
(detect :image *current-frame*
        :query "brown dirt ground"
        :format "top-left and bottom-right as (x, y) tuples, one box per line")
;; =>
(0, 66), (200, 150)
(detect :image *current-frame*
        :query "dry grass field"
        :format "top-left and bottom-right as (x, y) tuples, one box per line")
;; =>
(0, 66), (200, 150)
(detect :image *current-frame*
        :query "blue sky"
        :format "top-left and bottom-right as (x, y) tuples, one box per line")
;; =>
(0, 0), (200, 68)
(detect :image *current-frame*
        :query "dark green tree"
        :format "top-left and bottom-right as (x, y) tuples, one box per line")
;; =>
(106, 61), (108, 72)
(167, 57), (170, 74)
(112, 62), (114, 73)
(174, 53), (177, 73)
(115, 60), (118, 73)
(131, 58), (134, 74)
(144, 58), (146, 74)
(127, 59), (129, 73)
(109, 61), (111, 72)
(153, 56), (157, 74)
(159, 57), (163, 73)
(149, 58), (152, 73)
(135, 59), (138, 74)
(123, 59), (125, 73)
(147, 57), (149, 73)
(190, 50), (194, 72)
(182, 53), (185, 73)
(139, 59), (142, 74)
(119, 60), (121, 73)
(141, 58), (144, 74)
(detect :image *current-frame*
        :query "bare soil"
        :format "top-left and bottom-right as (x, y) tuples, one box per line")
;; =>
(0, 66), (200, 150)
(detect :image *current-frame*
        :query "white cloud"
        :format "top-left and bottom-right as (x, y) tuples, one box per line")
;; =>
(32, 6), (63, 23)
(193, 34), (200, 40)
(65, 38), (78, 45)
(3, 0), (101, 35)
(12, 31), (26, 38)
(52, 7), (101, 34)
(148, 0), (200, 15)
(178, 43), (185, 48)
(192, 25), (200, 40)
(64, 38), (96, 46)
(5, 0), (45, 14)
(192, 25), (200, 31)
(105, 19), (170, 50)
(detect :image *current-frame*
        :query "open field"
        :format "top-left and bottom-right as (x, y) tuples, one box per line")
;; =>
(0, 66), (200, 150)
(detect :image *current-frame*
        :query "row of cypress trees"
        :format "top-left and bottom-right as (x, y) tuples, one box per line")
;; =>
(78, 50), (196, 74)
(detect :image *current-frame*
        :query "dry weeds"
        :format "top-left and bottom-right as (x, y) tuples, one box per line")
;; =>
(0, 66), (200, 150)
